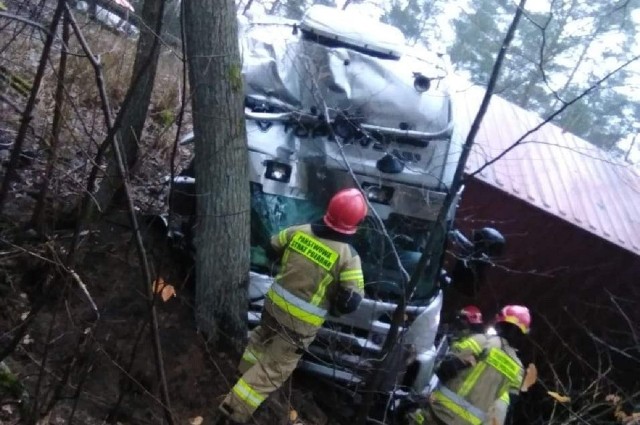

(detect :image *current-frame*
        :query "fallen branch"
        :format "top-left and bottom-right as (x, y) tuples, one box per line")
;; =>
(68, 269), (99, 320)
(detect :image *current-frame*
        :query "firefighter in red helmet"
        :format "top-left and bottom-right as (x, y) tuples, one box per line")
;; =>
(453, 305), (485, 338)
(406, 305), (535, 425)
(217, 188), (368, 424)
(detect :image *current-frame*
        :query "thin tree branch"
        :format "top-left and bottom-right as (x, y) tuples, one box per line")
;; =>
(0, 93), (23, 113)
(468, 54), (640, 178)
(355, 0), (529, 422)
(0, 10), (49, 33)
(168, 0), (188, 235)
(0, 0), (66, 212)
(63, 6), (175, 423)
(31, 10), (70, 231)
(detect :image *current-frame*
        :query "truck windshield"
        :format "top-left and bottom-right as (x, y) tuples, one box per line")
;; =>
(250, 185), (438, 303)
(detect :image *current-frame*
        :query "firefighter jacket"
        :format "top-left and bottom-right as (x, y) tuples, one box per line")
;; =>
(430, 334), (523, 425)
(263, 224), (365, 337)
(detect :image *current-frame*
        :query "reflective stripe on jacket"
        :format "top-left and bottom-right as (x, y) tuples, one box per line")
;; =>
(264, 224), (364, 336)
(431, 334), (523, 425)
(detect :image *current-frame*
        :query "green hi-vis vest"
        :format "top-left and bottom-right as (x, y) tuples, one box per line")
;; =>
(431, 335), (523, 425)
(264, 225), (364, 335)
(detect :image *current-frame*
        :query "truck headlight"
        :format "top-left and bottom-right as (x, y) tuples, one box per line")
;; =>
(413, 73), (431, 93)
(264, 161), (292, 183)
(363, 183), (394, 205)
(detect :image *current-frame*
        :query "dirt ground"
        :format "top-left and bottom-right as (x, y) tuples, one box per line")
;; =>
(0, 209), (332, 425)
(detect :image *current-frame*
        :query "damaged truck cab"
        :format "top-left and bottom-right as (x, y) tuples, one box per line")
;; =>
(168, 5), (501, 420)
(239, 5), (457, 395)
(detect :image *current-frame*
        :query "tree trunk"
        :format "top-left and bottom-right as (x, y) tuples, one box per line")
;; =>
(92, 0), (165, 213)
(184, 0), (250, 348)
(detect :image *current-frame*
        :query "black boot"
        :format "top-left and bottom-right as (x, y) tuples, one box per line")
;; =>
(214, 405), (245, 425)
(214, 417), (244, 425)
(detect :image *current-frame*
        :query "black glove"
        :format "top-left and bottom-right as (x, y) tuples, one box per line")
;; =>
(265, 245), (281, 262)
(435, 355), (469, 382)
(330, 288), (362, 316)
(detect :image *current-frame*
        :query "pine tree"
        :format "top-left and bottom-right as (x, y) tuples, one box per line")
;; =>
(449, 0), (639, 150)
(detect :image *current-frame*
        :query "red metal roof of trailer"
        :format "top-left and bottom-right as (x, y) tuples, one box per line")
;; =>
(455, 83), (640, 255)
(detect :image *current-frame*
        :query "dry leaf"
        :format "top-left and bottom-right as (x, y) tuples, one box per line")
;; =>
(159, 285), (176, 301)
(188, 416), (203, 425)
(548, 391), (571, 404)
(152, 278), (177, 302)
(289, 409), (298, 422)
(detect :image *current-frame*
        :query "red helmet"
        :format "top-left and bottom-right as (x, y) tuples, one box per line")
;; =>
(495, 305), (531, 334)
(323, 188), (368, 235)
(459, 305), (483, 325)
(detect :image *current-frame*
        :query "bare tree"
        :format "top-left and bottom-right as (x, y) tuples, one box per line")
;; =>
(91, 0), (166, 214)
(184, 0), (250, 347)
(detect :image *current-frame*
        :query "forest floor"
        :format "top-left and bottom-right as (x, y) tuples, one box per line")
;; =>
(0, 210), (329, 425)
(0, 5), (329, 424)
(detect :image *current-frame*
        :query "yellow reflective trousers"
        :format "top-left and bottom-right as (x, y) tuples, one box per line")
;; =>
(220, 311), (316, 423)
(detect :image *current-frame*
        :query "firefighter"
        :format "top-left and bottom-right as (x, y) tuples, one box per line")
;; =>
(451, 305), (485, 341)
(216, 188), (368, 425)
(406, 305), (532, 425)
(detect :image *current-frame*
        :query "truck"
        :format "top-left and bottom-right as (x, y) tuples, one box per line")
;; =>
(167, 5), (504, 423)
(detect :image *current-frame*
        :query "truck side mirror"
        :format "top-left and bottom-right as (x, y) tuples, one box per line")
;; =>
(447, 227), (506, 296)
(472, 227), (506, 258)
